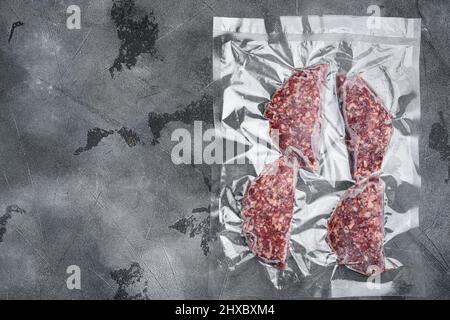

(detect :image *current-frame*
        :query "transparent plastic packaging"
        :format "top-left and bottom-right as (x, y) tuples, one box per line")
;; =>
(210, 15), (422, 298)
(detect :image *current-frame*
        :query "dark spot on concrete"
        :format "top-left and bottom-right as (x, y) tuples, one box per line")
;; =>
(74, 128), (115, 155)
(169, 206), (215, 256)
(168, 215), (195, 234)
(195, 215), (213, 256)
(429, 111), (448, 151)
(192, 163), (212, 191)
(0, 49), (28, 95)
(0, 205), (26, 242)
(110, 262), (148, 300)
(74, 127), (143, 155)
(147, 94), (213, 190)
(148, 94), (213, 144)
(109, 0), (160, 78)
(117, 126), (143, 147)
(8, 21), (24, 43)
(429, 110), (450, 183)
(200, 170), (211, 191)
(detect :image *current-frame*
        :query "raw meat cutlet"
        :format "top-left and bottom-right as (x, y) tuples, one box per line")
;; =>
(264, 64), (328, 170)
(337, 74), (393, 180)
(242, 156), (297, 268)
(326, 176), (385, 276)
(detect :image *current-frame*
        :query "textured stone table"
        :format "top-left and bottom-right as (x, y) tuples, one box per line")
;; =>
(0, 0), (449, 299)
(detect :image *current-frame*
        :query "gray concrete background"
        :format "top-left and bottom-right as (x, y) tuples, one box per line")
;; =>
(0, 0), (449, 299)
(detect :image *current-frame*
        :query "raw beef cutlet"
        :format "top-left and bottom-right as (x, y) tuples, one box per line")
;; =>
(326, 176), (385, 276)
(337, 75), (393, 180)
(242, 156), (297, 268)
(264, 64), (328, 170)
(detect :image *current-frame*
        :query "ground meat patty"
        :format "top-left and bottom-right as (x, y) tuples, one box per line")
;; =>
(264, 64), (328, 170)
(242, 156), (297, 268)
(326, 176), (385, 276)
(337, 74), (393, 180)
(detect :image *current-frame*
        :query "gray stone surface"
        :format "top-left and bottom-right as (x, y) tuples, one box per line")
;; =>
(0, 0), (448, 299)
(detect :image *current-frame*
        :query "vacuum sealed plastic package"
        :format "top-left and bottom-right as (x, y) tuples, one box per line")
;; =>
(210, 15), (422, 298)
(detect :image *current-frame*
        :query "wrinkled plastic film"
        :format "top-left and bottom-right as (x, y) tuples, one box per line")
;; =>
(210, 15), (422, 298)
